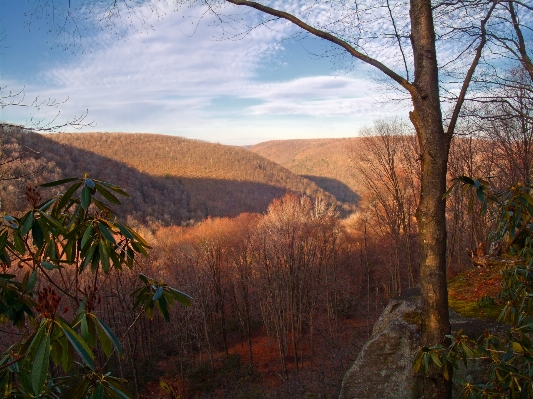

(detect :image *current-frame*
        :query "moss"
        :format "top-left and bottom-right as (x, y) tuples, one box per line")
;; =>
(447, 260), (507, 320)
(448, 296), (502, 320)
(403, 311), (422, 325)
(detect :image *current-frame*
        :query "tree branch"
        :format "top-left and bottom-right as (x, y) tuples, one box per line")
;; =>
(225, 0), (415, 94)
(446, 1), (496, 137)
(509, 1), (533, 80)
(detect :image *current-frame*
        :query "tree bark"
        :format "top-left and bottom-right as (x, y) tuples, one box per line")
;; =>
(409, 0), (452, 396)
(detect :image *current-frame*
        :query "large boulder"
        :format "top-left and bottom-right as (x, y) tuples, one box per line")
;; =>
(339, 289), (423, 399)
(339, 288), (504, 399)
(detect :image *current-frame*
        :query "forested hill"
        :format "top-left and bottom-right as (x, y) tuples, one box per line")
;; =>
(1, 129), (348, 225)
(249, 138), (362, 205)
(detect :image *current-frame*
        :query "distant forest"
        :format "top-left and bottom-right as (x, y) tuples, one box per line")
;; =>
(1, 109), (531, 397)
(0, 128), (352, 226)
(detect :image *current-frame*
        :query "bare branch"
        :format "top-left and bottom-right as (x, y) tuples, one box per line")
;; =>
(446, 1), (497, 137)
(225, 0), (415, 94)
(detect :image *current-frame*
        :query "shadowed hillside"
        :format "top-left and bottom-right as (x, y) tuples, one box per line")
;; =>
(1, 130), (348, 224)
(249, 138), (363, 204)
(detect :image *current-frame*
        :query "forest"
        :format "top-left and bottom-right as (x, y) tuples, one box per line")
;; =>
(1, 65), (531, 397)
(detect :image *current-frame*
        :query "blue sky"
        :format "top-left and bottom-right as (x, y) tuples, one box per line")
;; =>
(0, 1), (408, 145)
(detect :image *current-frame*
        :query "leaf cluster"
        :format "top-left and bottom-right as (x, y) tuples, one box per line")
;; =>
(415, 178), (533, 398)
(0, 176), (190, 398)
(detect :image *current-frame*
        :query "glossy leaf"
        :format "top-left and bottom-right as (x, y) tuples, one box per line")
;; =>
(99, 241), (110, 273)
(152, 286), (164, 301)
(168, 287), (193, 306)
(21, 212), (34, 236)
(31, 334), (50, 395)
(84, 178), (95, 189)
(98, 223), (116, 245)
(95, 318), (122, 356)
(56, 319), (94, 370)
(42, 261), (59, 271)
(116, 223), (134, 240)
(95, 184), (121, 205)
(81, 186), (91, 210)
(40, 177), (79, 187)
(81, 224), (93, 249)
(57, 181), (83, 211)
(31, 221), (44, 249)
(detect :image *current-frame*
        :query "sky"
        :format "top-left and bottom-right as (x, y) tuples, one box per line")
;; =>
(0, 1), (410, 145)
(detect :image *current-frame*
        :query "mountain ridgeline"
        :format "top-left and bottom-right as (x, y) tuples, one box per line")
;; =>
(250, 138), (363, 205)
(0, 129), (356, 225)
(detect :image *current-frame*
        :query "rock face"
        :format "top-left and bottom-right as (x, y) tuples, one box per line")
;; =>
(339, 289), (423, 399)
(339, 289), (504, 399)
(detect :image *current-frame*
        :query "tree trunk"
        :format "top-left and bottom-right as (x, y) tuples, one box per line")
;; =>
(409, 0), (452, 396)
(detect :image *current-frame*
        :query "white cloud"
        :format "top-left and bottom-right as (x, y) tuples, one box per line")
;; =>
(1, 2), (411, 144)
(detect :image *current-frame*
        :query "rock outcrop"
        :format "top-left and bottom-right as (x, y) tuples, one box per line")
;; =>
(339, 288), (504, 399)
(339, 289), (423, 399)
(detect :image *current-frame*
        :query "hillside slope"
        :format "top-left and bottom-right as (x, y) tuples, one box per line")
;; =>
(249, 138), (363, 204)
(1, 130), (345, 225)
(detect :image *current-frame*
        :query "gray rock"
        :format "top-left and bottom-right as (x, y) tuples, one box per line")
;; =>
(339, 288), (504, 399)
(339, 289), (423, 399)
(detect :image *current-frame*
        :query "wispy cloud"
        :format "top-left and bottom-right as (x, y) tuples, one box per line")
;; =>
(1, 2), (408, 144)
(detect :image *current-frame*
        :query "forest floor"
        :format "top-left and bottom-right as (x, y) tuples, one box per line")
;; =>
(447, 256), (517, 319)
(140, 259), (513, 399)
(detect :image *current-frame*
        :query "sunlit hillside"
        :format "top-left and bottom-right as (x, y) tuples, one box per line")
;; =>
(249, 138), (364, 205)
(1, 130), (348, 224)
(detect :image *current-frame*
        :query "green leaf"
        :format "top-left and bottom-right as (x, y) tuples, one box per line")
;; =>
(131, 241), (148, 257)
(90, 383), (104, 399)
(109, 248), (122, 271)
(0, 248), (11, 268)
(13, 233), (25, 255)
(459, 176), (475, 186)
(0, 230), (7, 250)
(55, 318), (94, 370)
(31, 334), (50, 395)
(49, 338), (64, 367)
(4, 215), (18, 228)
(38, 198), (56, 212)
(138, 274), (150, 284)
(91, 245), (100, 273)
(81, 243), (97, 274)
(21, 212), (34, 236)
(81, 224), (93, 249)
(413, 351), (423, 373)
(158, 295), (170, 322)
(98, 223), (116, 245)
(37, 210), (63, 230)
(430, 352), (442, 368)
(100, 241), (110, 273)
(95, 184), (121, 205)
(27, 269), (38, 292)
(116, 223), (134, 240)
(81, 186), (91, 210)
(40, 177), (79, 187)
(81, 314), (89, 343)
(153, 286), (164, 301)
(106, 380), (131, 399)
(42, 261), (59, 270)
(99, 182), (130, 197)
(168, 287), (193, 306)
(57, 181), (83, 211)
(32, 220), (44, 249)
(85, 178), (95, 189)
(95, 318), (122, 355)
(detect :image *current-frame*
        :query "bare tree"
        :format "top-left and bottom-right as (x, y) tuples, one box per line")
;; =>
(351, 119), (419, 292)
(22, 0), (533, 395)
(476, 69), (533, 188)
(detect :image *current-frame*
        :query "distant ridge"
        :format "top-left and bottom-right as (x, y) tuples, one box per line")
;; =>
(1, 131), (349, 225)
(249, 138), (363, 205)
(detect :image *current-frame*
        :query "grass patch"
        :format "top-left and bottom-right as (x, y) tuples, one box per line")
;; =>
(447, 258), (510, 320)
